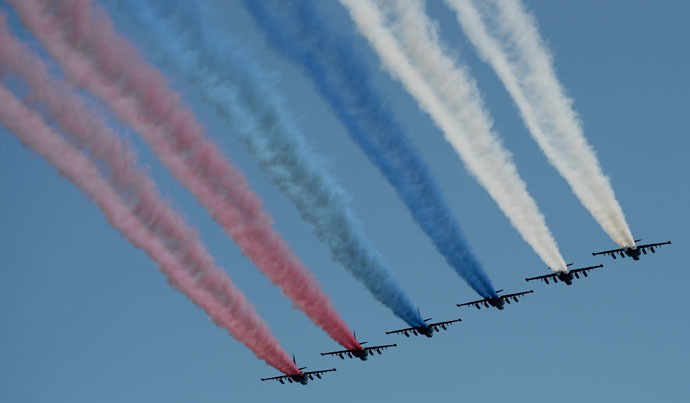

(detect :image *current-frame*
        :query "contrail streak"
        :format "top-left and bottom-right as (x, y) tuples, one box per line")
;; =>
(0, 33), (298, 372)
(10, 0), (359, 349)
(340, 0), (568, 271)
(244, 0), (497, 298)
(447, 0), (635, 248)
(107, 0), (425, 327)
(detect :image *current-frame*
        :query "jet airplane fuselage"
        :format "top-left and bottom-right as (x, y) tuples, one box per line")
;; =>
(487, 296), (506, 310)
(351, 348), (370, 360)
(556, 271), (576, 285)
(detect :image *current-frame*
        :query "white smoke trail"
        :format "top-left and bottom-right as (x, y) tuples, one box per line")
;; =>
(446, 0), (635, 248)
(340, 0), (567, 270)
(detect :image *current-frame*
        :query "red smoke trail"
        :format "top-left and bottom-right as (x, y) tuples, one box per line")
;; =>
(0, 81), (300, 374)
(9, 0), (359, 350)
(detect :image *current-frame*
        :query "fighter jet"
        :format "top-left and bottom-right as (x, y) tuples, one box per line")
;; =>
(260, 355), (336, 385)
(385, 309), (462, 338)
(592, 239), (671, 261)
(525, 263), (603, 286)
(320, 332), (397, 361)
(457, 289), (533, 311)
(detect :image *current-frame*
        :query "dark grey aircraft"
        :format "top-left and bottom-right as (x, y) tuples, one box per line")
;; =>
(385, 310), (462, 338)
(321, 332), (397, 360)
(592, 239), (671, 261)
(261, 355), (336, 385)
(525, 263), (604, 286)
(457, 289), (533, 311)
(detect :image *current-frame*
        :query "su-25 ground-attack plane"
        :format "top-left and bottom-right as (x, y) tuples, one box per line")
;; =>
(592, 239), (671, 261)
(525, 263), (604, 286)
(260, 355), (336, 385)
(457, 289), (533, 311)
(385, 309), (462, 338)
(321, 332), (397, 360)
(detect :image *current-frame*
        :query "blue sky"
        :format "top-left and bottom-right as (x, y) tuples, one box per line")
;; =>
(1, 1), (688, 402)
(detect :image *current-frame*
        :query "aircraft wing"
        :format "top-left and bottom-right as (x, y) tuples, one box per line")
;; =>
(570, 264), (604, 275)
(427, 318), (462, 331)
(363, 343), (397, 353)
(302, 368), (336, 380)
(637, 241), (671, 251)
(385, 325), (420, 336)
(456, 297), (490, 309)
(261, 374), (293, 383)
(500, 290), (534, 303)
(592, 247), (625, 258)
(525, 264), (574, 281)
(320, 348), (353, 358)
(525, 273), (557, 282)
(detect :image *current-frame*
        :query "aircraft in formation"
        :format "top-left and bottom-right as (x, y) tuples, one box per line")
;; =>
(263, 239), (672, 385)
(385, 309), (463, 338)
(592, 239), (671, 261)
(456, 289), (533, 310)
(261, 355), (336, 385)
(525, 263), (604, 286)
(320, 332), (397, 360)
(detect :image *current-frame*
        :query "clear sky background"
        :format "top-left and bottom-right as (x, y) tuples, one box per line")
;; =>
(1, 1), (688, 402)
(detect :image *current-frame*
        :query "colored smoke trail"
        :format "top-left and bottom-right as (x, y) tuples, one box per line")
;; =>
(244, 0), (496, 298)
(108, 0), (425, 327)
(9, 0), (359, 349)
(448, 0), (635, 248)
(340, 0), (568, 271)
(0, 75), (298, 374)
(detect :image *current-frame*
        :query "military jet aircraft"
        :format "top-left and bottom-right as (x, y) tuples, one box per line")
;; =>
(592, 239), (671, 261)
(321, 332), (397, 360)
(261, 355), (336, 385)
(385, 310), (462, 338)
(457, 289), (533, 311)
(525, 263), (603, 286)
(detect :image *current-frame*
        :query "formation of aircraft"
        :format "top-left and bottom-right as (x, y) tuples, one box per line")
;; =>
(456, 289), (533, 310)
(525, 263), (604, 286)
(592, 239), (671, 261)
(261, 355), (336, 385)
(263, 238), (672, 385)
(321, 332), (397, 360)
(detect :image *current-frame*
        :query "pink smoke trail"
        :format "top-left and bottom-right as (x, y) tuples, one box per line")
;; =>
(9, 0), (359, 350)
(0, 81), (300, 374)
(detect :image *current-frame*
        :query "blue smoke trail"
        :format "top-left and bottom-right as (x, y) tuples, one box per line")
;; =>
(243, 0), (497, 298)
(109, 0), (426, 327)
